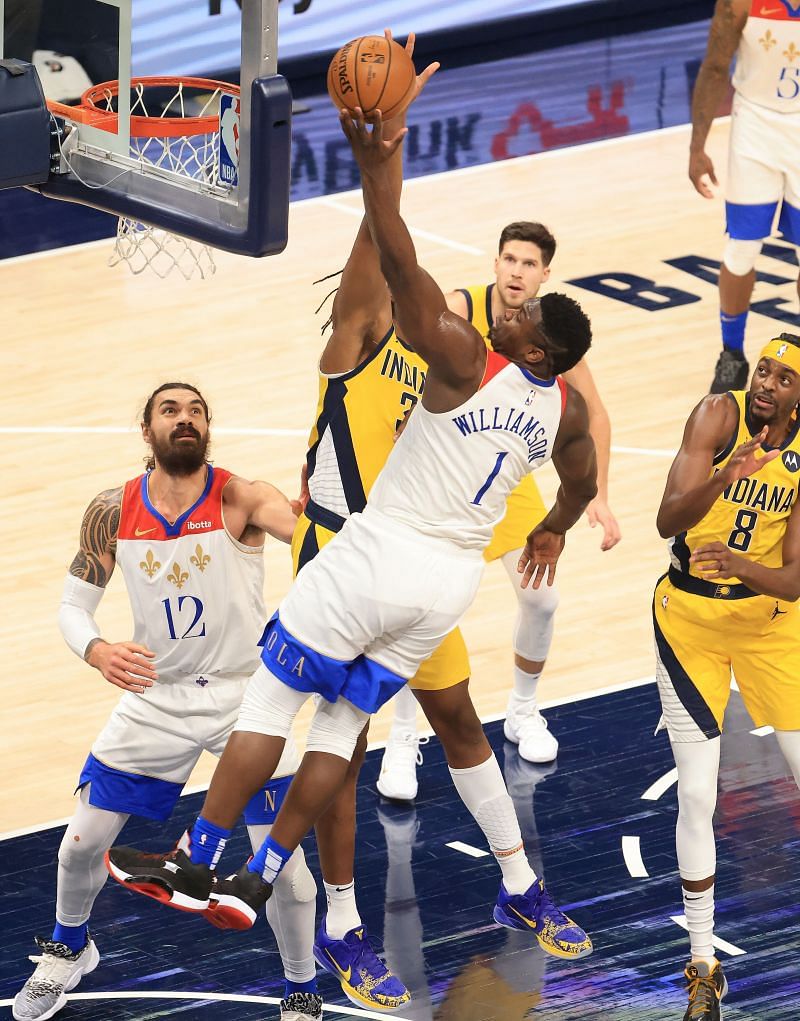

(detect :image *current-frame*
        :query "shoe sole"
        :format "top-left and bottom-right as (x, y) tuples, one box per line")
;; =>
(12, 941), (100, 1021)
(104, 851), (209, 913)
(492, 905), (593, 960)
(376, 776), (417, 802)
(203, 896), (257, 931)
(312, 946), (410, 1012)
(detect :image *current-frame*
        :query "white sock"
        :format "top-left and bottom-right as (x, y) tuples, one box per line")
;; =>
(510, 668), (542, 704)
(390, 686), (418, 735)
(449, 754), (537, 895)
(324, 879), (362, 939)
(682, 885), (715, 962)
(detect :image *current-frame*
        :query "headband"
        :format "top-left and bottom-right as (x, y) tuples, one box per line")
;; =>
(760, 336), (800, 375)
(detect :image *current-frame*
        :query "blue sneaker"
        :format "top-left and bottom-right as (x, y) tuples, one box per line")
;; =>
(313, 918), (410, 1011)
(493, 879), (593, 960)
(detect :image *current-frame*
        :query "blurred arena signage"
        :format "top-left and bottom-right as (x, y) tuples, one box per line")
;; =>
(131, 0), (581, 75)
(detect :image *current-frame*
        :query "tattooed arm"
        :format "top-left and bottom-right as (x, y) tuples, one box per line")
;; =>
(689, 0), (748, 197)
(62, 487), (157, 690)
(69, 486), (122, 587)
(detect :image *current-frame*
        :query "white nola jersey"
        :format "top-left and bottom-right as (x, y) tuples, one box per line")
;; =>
(115, 467), (267, 687)
(733, 2), (800, 113)
(369, 351), (566, 550)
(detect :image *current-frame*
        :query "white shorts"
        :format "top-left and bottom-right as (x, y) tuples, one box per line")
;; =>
(262, 507), (485, 714)
(81, 674), (300, 820)
(726, 94), (800, 243)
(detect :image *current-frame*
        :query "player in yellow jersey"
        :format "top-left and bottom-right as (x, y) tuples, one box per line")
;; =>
(654, 332), (800, 1020)
(378, 221), (621, 797)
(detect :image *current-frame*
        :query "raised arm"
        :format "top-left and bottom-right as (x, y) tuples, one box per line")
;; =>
(689, 0), (748, 198)
(322, 33), (438, 373)
(656, 394), (777, 538)
(340, 109), (486, 396)
(226, 477), (299, 544)
(60, 487), (157, 691)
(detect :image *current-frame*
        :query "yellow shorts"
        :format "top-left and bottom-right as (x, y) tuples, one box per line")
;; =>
(483, 474), (547, 563)
(291, 512), (470, 690)
(653, 572), (800, 740)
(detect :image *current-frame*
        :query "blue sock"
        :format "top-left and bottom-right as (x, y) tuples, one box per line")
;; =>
(188, 816), (231, 867)
(720, 310), (748, 352)
(284, 977), (318, 997)
(52, 921), (88, 953)
(249, 834), (293, 883)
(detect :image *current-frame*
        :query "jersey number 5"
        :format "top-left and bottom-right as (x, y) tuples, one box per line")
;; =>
(162, 596), (206, 639)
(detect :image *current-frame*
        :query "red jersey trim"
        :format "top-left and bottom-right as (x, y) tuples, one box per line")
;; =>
(118, 466), (232, 540)
(479, 349), (510, 389)
(557, 376), (568, 416)
(750, 1), (800, 21)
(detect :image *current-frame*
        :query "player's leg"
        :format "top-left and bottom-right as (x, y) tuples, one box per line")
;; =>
(653, 576), (732, 1016)
(413, 679), (591, 960)
(499, 547), (559, 762)
(712, 97), (784, 392)
(14, 786), (125, 1021)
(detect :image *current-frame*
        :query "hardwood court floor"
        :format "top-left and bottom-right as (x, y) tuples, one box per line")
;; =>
(2, 118), (794, 831)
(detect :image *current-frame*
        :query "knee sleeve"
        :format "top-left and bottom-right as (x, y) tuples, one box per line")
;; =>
(501, 549), (560, 662)
(775, 730), (800, 787)
(279, 845), (317, 903)
(722, 237), (763, 277)
(235, 663), (310, 737)
(672, 739), (720, 882)
(306, 696), (370, 760)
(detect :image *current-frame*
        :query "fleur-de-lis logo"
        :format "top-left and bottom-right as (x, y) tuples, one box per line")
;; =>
(167, 562), (189, 589)
(785, 42), (799, 63)
(139, 549), (161, 578)
(190, 544), (211, 572)
(760, 29), (777, 51)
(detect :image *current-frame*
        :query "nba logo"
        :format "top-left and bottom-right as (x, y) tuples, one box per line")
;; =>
(777, 343), (788, 358)
(218, 94), (240, 188)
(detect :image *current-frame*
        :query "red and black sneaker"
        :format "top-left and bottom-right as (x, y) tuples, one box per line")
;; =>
(104, 845), (213, 913)
(203, 862), (272, 930)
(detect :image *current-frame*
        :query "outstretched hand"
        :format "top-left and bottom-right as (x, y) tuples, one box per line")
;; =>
(339, 107), (407, 173)
(383, 29), (440, 111)
(722, 427), (780, 484)
(518, 526), (565, 589)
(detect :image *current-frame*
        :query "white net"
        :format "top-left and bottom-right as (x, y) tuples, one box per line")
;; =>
(97, 79), (238, 279)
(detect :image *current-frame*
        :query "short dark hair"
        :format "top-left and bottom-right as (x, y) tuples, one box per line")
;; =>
(142, 382), (211, 428)
(774, 332), (800, 348)
(141, 382), (211, 472)
(498, 222), (556, 267)
(539, 293), (592, 375)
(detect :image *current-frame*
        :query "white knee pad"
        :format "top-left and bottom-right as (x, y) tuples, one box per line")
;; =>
(501, 549), (560, 662)
(280, 846), (317, 903)
(306, 696), (370, 760)
(235, 663), (309, 737)
(722, 237), (763, 277)
(672, 739), (720, 881)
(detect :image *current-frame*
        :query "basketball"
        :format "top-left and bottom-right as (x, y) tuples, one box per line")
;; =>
(327, 36), (416, 121)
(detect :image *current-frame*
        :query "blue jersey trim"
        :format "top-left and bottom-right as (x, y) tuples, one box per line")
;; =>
(725, 200), (778, 242)
(458, 288), (474, 323)
(519, 366), (556, 386)
(652, 601), (721, 739)
(484, 283), (494, 330)
(141, 465), (215, 538)
(78, 753), (184, 821)
(243, 773), (294, 825)
(331, 324), (396, 384)
(260, 613), (407, 714)
(305, 499), (346, 533)
(777, 200), (800, 247)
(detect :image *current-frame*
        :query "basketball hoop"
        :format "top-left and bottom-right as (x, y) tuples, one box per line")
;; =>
(50, 76), (241, 279)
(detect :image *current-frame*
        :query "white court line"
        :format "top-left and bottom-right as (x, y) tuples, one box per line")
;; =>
(751, 725), (775, 737)
(0, 118), (709, 269)
(446, 840), (490, 858)
(670, 915), (746, 957)
(0, 673), (656, 843)
(0, 990), (412, 1020)
(621, 835), (649, 878)
(641, 766), (679, 802)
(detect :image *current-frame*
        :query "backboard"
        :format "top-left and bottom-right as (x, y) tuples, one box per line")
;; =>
(0, 0), (291, 257)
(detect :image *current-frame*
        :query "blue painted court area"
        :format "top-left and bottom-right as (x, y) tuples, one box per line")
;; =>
(1, 682), (798, 1020)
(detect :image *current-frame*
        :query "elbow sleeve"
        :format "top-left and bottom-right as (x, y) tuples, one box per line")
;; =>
(59, 574), (104, 659)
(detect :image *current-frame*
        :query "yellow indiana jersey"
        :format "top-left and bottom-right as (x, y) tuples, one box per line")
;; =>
(670, 390), (800, 581)
(456, 283), (548, 560)
(304, 325), (426, 529)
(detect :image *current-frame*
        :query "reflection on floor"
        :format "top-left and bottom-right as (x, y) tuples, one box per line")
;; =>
(2, 682), (798, 1020)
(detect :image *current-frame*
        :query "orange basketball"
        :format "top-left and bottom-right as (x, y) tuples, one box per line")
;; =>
(327, 36), (416, 121)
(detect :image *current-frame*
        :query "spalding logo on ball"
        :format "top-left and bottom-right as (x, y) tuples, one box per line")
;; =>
(327, 36), (416, 120)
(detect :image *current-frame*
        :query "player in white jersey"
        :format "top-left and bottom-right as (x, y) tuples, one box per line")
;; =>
(13, 383), (322, 1021)
(690, 0), (800, 392)
(106, 108), (598, 976)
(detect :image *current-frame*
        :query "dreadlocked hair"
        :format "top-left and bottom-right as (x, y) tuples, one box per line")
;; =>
(313, 268), (344, 334)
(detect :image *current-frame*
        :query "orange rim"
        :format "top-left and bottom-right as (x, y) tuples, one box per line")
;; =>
(47, 75), (240, 138)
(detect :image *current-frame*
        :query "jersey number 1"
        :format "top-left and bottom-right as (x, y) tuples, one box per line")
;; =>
(471, 452), (509, 506)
